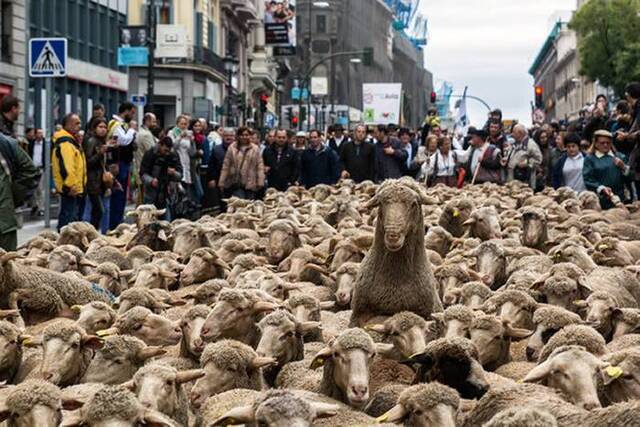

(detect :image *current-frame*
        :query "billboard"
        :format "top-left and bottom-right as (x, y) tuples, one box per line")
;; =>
(156, 25), (188, 58)
(118, 26), (148, 66)
(265, 0), (297, 55)
(362, 83), (402, 125)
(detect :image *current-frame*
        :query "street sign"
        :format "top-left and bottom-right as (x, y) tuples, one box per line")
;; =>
(291, 88), (309, 101)
(29, 38), (67, 78)
(264, 112), (276, 129)
(131, 95), (147, 105)
(118, 47), (148, 66)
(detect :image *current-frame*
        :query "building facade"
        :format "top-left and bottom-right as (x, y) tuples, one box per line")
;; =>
(529, 21), (563, 123)
(0, 0), (27, 134)
(283, 0), (433, 129)
(27, 0), (129, 130)
(127, 0), (227, 127)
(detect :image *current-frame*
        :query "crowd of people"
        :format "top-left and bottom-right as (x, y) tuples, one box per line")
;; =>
(1, 81), (640, 248)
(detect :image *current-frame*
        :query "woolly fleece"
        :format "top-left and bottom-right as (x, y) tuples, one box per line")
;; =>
(538, 325), (607, 362)
(5, 379), (61, 416)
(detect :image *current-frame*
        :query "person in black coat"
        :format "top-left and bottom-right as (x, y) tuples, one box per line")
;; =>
(203, 128), (234, 210)
(140, 137), (182, 214)
(263, 129), (299, 191)
(340, 124), (375, 183)
(327, 124), (351, 155)
(374, 127), (408, 182)
(299, 130), (341, 189)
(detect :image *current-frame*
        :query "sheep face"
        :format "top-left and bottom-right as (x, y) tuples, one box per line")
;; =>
(468, 319), (532, 368)
(47, 250), (78, 273)
(464, 208), (501, 241)
(520, 211), (547, 249)
(129, 366), (204, 416)
(127, 205), (165, 229)
(611, 309), (640, 339)
(470, 243), (506, 289)
(526, 323), (564, 362)
(592, 240), (634, 267)
(180, 252), (224, 286)
(425, 227), (454, 258)
(128, 313), (182, 347)
(377, 200), (415, 252)
(74, 303), (115, 335)
(367, 321), (428, 360)
(494, 300), (534, 330)
(37, 331), (103, 386)
(82, 339), (165, 384)
(602, 353), (640, 403)
(172, 226), (208, 259)
(200, 294), (276, 343)
(549, 244), (596, 273)
(267, 223), (301, 264)
(533, 277), (582, 310)
(0, 327), (21, 382)
(576, 295), (617, 339)
(256, 313), (309, 366)
(381, 402), (457, 427)
(335, 271), (356, 307)
(1, 405), (60, 427)
(180, 312), (208, 358)
(330, 242), (364, 272)
(523, 346), (607, 410)
(132, 265), (177, 290)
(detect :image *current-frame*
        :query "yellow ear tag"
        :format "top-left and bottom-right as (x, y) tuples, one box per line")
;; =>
(310, 357), (325, 369)
(517, 379), (524, 384)
(453, 211), (460, 217)
(95, 330), (111, 337)
(572, 300), (583, 306)
(376, 413), (390, 423)
(409, 352), (423, 360)
(606, 366), (624, 379)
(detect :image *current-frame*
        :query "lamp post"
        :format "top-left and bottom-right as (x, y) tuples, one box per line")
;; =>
(276, 79), (285, 127)
(224, 54), (239, 127)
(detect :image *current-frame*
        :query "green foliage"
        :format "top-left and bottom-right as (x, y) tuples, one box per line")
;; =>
(569, 0), (640, 96)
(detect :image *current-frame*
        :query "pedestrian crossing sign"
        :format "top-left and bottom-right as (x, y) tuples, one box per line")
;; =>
(29, 38), (67, 78)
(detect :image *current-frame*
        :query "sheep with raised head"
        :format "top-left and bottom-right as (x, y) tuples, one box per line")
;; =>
(98, 306), (182, 347)
(350, 179), (442, 327)
(180, 247), (230, 286)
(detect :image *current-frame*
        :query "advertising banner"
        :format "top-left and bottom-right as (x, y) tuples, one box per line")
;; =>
(156, 25), (188, 58)
(362, 83), (402, 124)
(265, 0), (297, 55)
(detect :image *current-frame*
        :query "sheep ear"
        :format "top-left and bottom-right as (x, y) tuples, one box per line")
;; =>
(82, 335), (104, 350)
(462, 218), (476, 226)
(376, 403), (408, 424)
(95, 327), (119, 337)
(210, 405), (256, 426)
(121, 379), (136, 391)
(364, 195), (380, 210)
(319, 301), (335, 310)
(0, 399), (9, 422)
(136, 346), (167, 362)
(252, 301), (280, 314)
(573, 300), (588, 309)
(0, 252), (21, 265)
(309, 401), (340, 418)
(61, 397), (85, 411)
(156, 209), (166, 217)
(21, 335), (42, 347)
(310, 346), (333, 369)
(601, 365), (623, 386)
(430, 313), (445, 324)
(522, 360), (552, 383)
(611, 308), (625, 321)
(297, 321), (321, 335)
(176, 369), (206, 384)
(158, 230), (168, 241)
(502, 321), (533, 340)
(577, 277), (593, 297)
(126, 211), (139, 217)
(250, 356), (277, 370)
(142, 408), (179, 427)
(374, 342), (395, 358)
(401, 351), (433, 369)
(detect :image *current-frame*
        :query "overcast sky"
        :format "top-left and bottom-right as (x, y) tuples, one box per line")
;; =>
(421, 0), (577, 126)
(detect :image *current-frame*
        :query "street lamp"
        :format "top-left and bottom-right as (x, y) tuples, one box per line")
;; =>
(224, 54), (239, 127)
(350, 58), (362, 63)
(276, 79), (285, 127)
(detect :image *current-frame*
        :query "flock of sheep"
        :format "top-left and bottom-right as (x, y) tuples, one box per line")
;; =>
(3, 177), (640, 426)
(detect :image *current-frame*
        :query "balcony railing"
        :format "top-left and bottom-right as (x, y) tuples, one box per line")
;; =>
(0, 34), (11, 63)
(192, 46), (226, 76)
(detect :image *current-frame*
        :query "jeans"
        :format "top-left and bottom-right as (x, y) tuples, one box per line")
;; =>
(109, 161), (130, 230)
(58, 194), (85, 232)
(83, 194), (110, 233)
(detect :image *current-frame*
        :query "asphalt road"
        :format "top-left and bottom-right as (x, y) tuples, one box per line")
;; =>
(18, 219), (56, 246)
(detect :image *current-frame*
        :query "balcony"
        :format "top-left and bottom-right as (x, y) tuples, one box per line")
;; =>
(220, 0), (258, 21)
(192, 46), (226, 76)
(0, 34), (11, 63)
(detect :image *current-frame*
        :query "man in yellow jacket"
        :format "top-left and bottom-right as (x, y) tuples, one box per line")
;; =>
(52, 113), (87, 231)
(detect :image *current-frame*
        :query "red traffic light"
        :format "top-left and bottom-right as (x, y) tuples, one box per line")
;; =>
(535, 86), (543, 96)
(292, 116), (299, 125)
(260, 94), (269, 102)
(430, 91), (437, 103)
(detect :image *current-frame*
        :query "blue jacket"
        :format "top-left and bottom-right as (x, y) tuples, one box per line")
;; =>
(299, 145), (341, 189)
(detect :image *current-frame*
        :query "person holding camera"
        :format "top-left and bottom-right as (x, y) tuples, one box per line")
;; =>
(140, 137), (182, 219)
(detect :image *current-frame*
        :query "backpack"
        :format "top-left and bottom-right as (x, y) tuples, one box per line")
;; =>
(0, 133), (40, 207)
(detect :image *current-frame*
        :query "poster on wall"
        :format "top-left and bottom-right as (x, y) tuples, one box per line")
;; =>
(156, 25), (189, 59)
(264, 0), (297, 55)
(362, 83), (402, 125)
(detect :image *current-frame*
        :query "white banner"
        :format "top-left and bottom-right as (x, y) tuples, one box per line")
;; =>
(362, 83), (402, 125)
(454, 87), (469, 135)
(311, 77), (328, 96)
(156, 25), (188, 58)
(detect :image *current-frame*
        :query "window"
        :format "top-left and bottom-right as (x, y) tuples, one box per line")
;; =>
(208, 20), (217, 53)
(316, 14), (326, 34)
(195, 12), (203, 47)
(0, 1), (11, 63)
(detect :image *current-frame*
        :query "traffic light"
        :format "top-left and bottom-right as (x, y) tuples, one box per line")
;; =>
(535, 86), (544, 108)
(300, 106), (307, 125)
(363, 47), (374, 66)
(260, 94), (269, 113)
(286, 107), (293, 127)
(430, 91), (437, 104)
(292, 115), (299, 127)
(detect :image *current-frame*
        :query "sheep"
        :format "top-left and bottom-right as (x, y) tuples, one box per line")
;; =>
(126, 204), (166, 229)
(200, 288), (280, 347)
(171, 223), (211, 260)
(72, 301), (116, 334)
(22, 320), (103, 386)
(332, 261), (359, 307)
(86, 262), (133, 296)
(519, 207), (549, 251)
(56, 221), (99, 250)
(98, 306), (182, 347)
(181, 278), (228, 305)
(464, 206), (502, 241)
(482, 289), (538, 330)
(189, 339), (276, 409)
(227, 253), (269, 284)
(308, 327), (376, 409)
(350, 179), (443, 327)
(601, 348), (640, 403)
(81, 335), (165, 386)
(61, 384), (178, 426)
(431, 304), (476, 339)
(0, 319), (26, 383)
(461, 383), (585, 427)
(130, 263), (179, 290)
(483, 406), (559, 427)
(459, 281), (494, 309)
(468, 314), (533, 371)
(610, 307), (640, 338)
(537, 324), (607, 363)
(115, 287), (183, 314)
(256, 310), (319, 386)
(365, 311), (438, 360)
(439, 198), (474, 237)
(0, 379), (65, 426)
(126, 221), (173, 251)
(608, 333), (640, 352)
(467, 241), (507, 289)
(266, 219), (304, 264)
(126, 244), (154, 270)
(574, 292), (619, 341)
(46, 244), (95, 275)
(328, 237), (366, 272)
(208, 389), (341, 427)
(375, 382), (460, 426)
(176, 304), (210, 363)
(85, 242), (132, 271)
(526, 305), (582, 361)
(284, 294), (333, 342)
(180, 247), (229, 286)
(125, 362), (204, 425)
(401, 337), (490, 399)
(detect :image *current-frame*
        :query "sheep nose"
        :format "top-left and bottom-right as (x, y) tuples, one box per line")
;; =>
(140, 400), (153, 409)
(526, 347), (536, 361)
(190, 393), (202, 407)
(42, 371), (54, 381)
(173, 326), (182, 335)
(583, 401), (600, 410)
(193, 337), (204, 351)
(201, 327), (210, 337)
(350, 384), (368, 399)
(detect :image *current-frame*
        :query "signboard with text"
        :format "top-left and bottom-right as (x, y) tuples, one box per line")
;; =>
(362, 83), (402, 124)
(264, 0), (297, 56)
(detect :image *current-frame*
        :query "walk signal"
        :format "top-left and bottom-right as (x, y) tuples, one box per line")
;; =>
(535, 86), (544, 108)
(430, 91), (437, 104)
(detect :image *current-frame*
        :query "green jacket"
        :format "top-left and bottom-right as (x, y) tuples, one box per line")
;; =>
(583, 151), (629, 209)
(0, 138), (39, 234)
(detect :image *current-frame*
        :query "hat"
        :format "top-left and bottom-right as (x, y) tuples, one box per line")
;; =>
(296, 131), (307, 138)
(593, 129), (613, 140)
(467, 127), (487, 139)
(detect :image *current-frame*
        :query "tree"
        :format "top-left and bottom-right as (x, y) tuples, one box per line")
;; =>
(569, 0), (640, 96)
